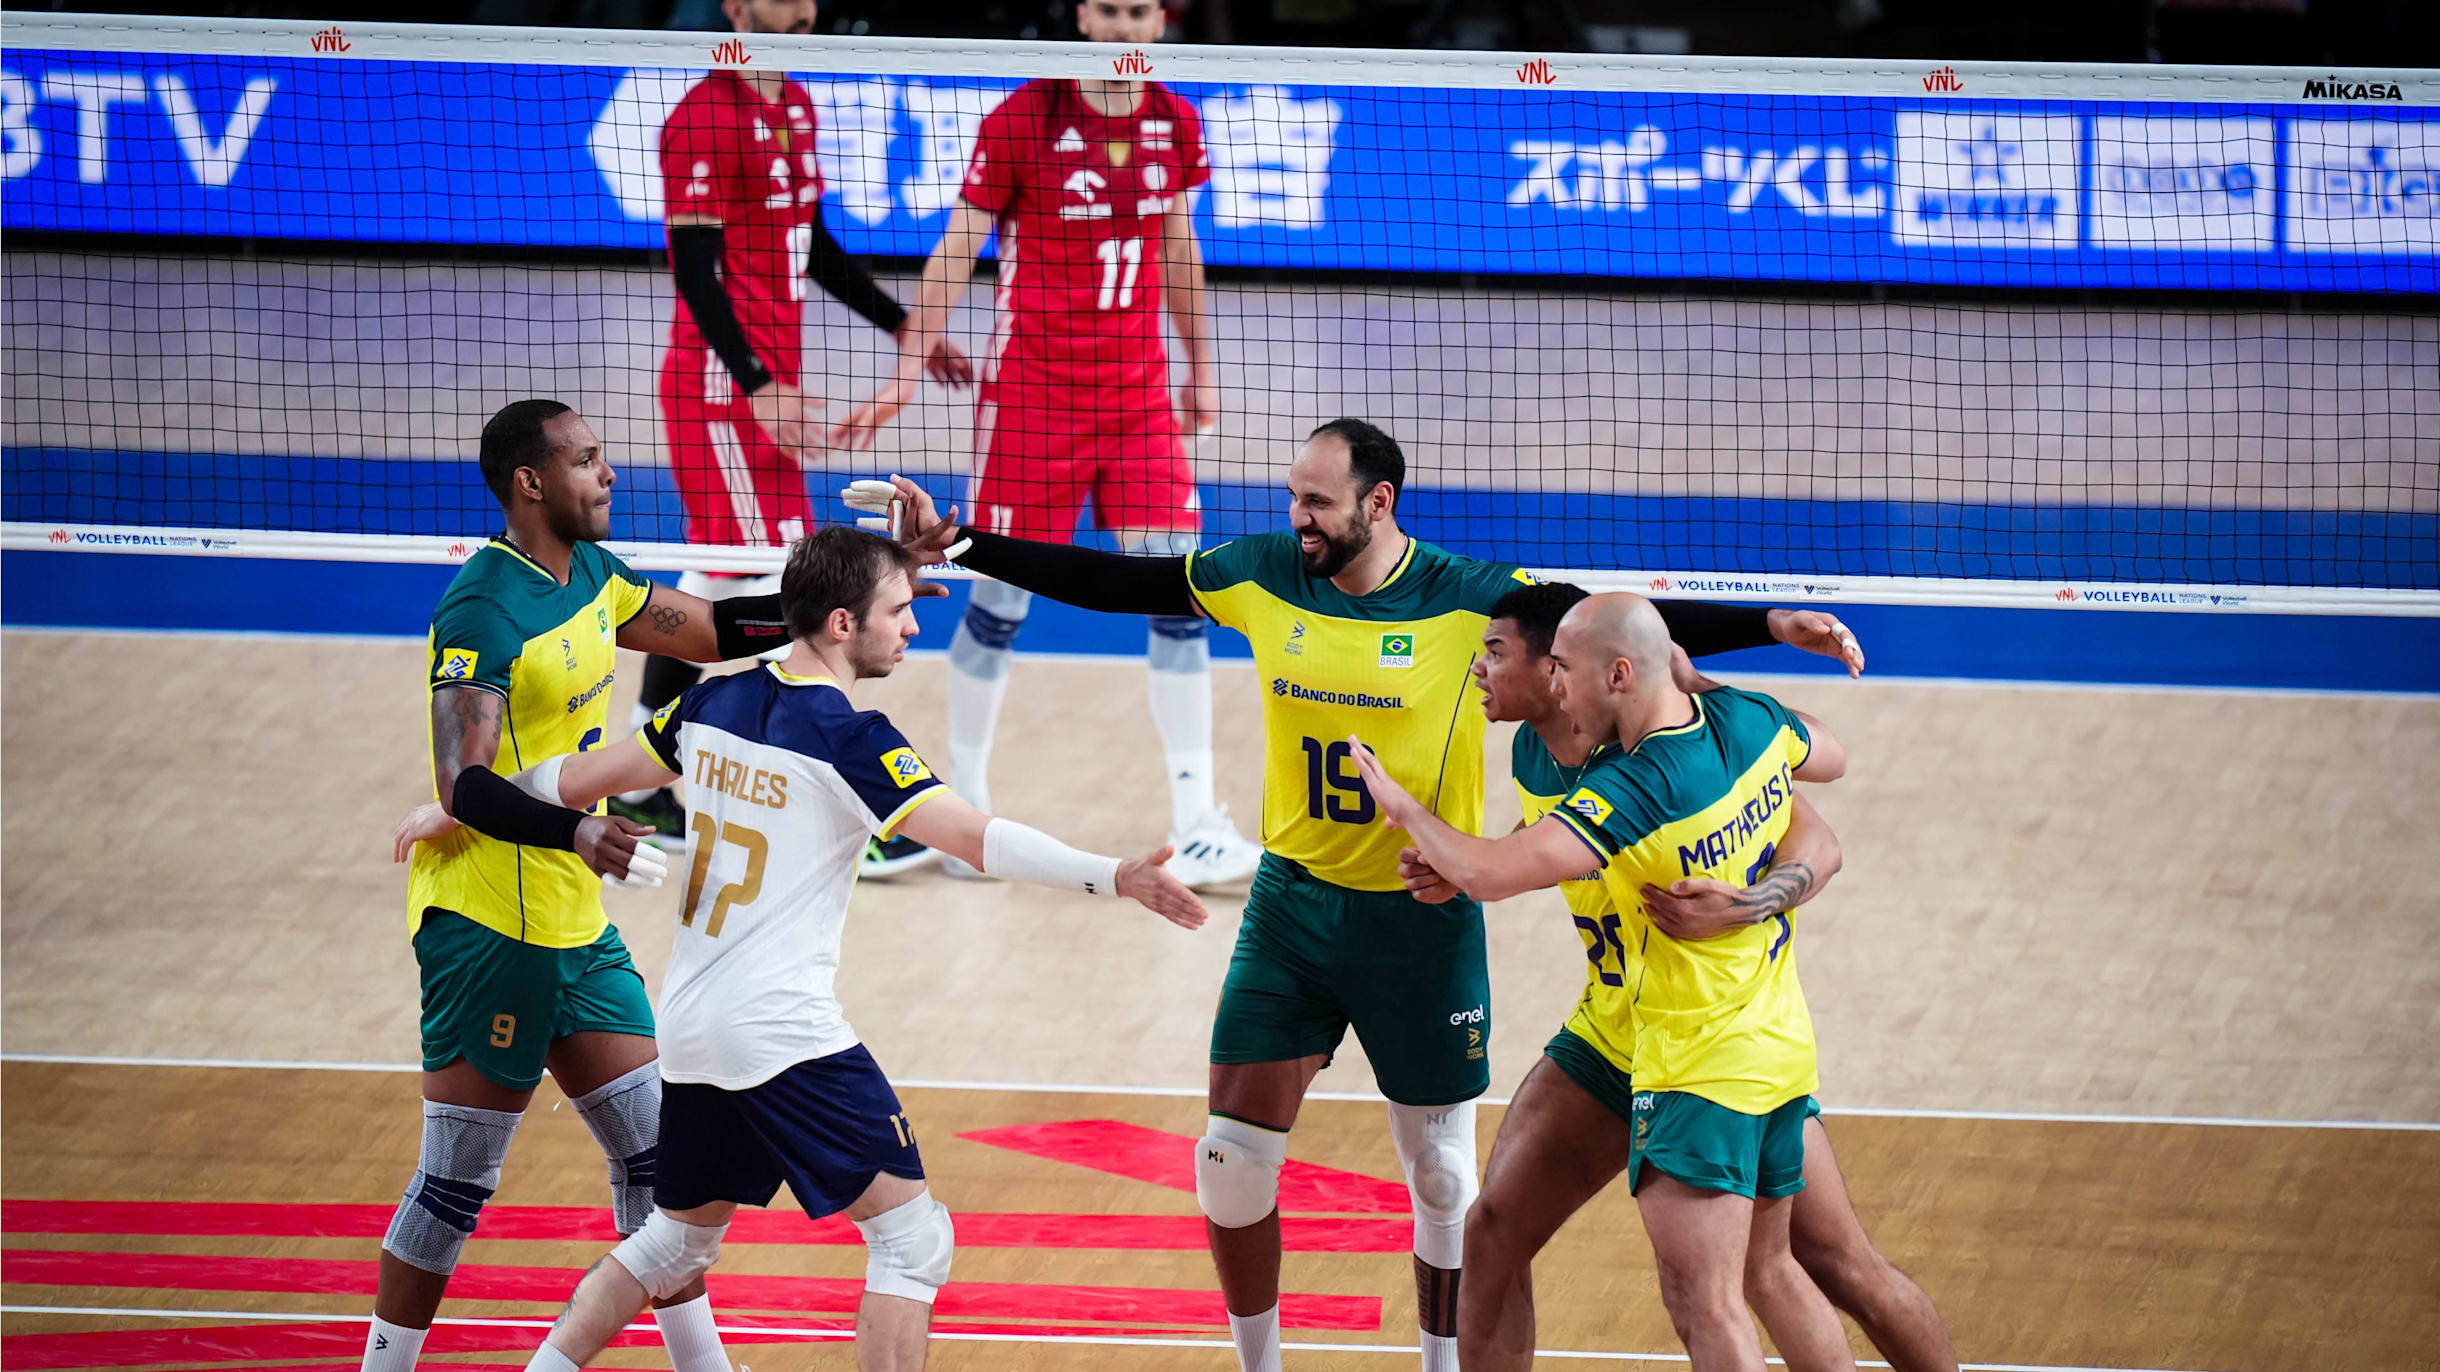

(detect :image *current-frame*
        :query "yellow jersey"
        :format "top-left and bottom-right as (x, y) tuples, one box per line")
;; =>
(1511, 724), (1638, 1077)
(1546, 687), (1817, 1114)
(1186, 533), (1534, 892)
(406, 538), (656, 948)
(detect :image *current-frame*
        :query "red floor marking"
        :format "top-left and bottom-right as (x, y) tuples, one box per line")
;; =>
(1, 1248), (1382, 1331)
(0, 1198), (1410, 1253)
(960, 1118), (1417, 1213)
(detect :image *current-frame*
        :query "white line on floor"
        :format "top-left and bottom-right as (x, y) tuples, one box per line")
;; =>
(6, 1053), (2435, 1132)
(0, 1303), (2232, 1372)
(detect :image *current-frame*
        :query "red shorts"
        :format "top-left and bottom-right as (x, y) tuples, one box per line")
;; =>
(660, 347), (812, 548)
(967, 375), (1200, 544)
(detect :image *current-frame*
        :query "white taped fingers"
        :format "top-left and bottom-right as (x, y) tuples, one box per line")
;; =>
(1388, 1100), (1479, 1270)
(381, 1101), (522, 1275)
(569, 1063), (661, 1236)
(856, 1191), (955, 1304)
(610, 1209), (728, 1301)
(1196, 1114), (1288, 1229)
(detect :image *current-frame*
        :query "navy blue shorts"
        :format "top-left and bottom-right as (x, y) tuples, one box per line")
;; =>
(654, 1044), (924, 1220)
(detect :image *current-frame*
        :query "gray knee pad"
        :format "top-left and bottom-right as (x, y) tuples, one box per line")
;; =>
(856, 1192), (955, 1304)
(1120, 529), (1201, 559)
(952, 580), (1031, 676)
(1195, 1115), (1287, 1229)
(382, 1100), (522, 1275)
(570, 1063), (660, 1236)
(1388, 1101), (1479, 1269)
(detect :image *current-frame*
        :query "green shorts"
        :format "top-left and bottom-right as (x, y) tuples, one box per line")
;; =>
(1210, 854), (1490, 1107)
(413, 909), (657, 1090)
(1628, 1089), (1816, 1200)
(1543, 1027), (1638, 1128)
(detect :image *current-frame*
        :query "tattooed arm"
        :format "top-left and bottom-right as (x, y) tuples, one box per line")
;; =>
(430, 682), (505, 813)
(613, 586), (729, 663)
(1639, 791), (1843, 942)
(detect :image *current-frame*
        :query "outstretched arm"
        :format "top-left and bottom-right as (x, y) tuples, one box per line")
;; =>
(1641, 790), (1843, 940)
(1349, 739), (1600, 903)
(832, 200), (994, 449)
(421, 684), (653, 879)
(860, 474), (1200, 618)
(897, 789), (1207, 930)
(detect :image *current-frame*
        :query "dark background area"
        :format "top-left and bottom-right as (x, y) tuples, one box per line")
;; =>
(0, 0), (2427, 67)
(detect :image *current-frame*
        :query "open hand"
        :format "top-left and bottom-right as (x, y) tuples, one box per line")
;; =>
(916, 331), (974, 387)
(1399, 846), (1461, 905)
(1117, 845), (1208, 930)
(747, 381), (827, 467)
(392, 801), (460, 862)
(829, 370), (916, 453)
(1767, 609), (1865, 678)
(1344, 737), (1421, 830)
(573, 814), (658, 882)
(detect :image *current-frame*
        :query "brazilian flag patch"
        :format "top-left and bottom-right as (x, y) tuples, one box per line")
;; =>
(1378, 633), (1414, 669)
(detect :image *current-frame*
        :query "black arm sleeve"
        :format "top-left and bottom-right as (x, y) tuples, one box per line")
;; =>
(712, 592), (793, 660)
(668, 224), (774, 395)
(1656, 600), (1779, 658)
(450, 765), (584, 851)
(953, 529), (1198, 617)
(802, 216), (908, 336)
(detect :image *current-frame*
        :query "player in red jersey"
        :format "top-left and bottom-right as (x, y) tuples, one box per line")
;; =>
(615, 0), (970, 877)
(847, 0), (1261, 889)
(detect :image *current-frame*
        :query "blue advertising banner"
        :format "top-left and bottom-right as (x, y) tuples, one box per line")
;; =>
(1, 49), (2432, 290)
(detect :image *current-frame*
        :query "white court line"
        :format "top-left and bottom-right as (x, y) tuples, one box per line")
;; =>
(3, 625), (2431, 701)
(0, 1304), (2232, 1372)
(6, 1053), (2437, 1132)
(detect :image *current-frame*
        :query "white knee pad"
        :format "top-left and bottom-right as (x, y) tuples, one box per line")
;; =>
(609, 1208), (727, 1301)
(1195, 1114), (1287, 1230)
(381, 1101), (522, 1276)
(1388, 1101), (1479, 1269)
(855, 1192), (955, 1305)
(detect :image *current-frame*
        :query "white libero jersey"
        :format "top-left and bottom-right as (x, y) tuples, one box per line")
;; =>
(638, 664), (947, 1089)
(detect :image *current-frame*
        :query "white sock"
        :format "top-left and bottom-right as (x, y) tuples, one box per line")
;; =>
(946, 657), (1013, 814)
(524, 1342), (579, 1372)
(360, 1316), (425, 1372)
(1421, 1330), (1459, 1371)
(652, 1293), (730, 1372)
(1226, 1304), (1283, 1372)
(1146, 664), (1215, 832)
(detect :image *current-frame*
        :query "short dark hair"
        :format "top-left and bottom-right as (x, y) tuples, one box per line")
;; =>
(781, 527), (921, 640)
(1487, 580), (1589, 660)
(1307, 417), (1405, 512)
(478, 398), (574, 505)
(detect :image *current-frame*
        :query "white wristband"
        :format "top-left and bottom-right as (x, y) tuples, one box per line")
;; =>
(508, 753), (569, 808)
(981, 817), (1122, 897)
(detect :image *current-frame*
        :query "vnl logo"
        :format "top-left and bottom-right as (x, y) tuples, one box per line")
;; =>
(1517, 59), (1557, 86)
(1112, 49), (1153, 77)
(711, 38), (751, 65)
(310, 26), (350, 53)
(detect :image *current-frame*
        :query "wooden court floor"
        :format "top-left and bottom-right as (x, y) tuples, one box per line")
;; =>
(5, 629), (2439, 1371)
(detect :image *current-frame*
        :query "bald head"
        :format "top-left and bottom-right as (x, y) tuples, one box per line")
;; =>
(1549, 593), (1678, 740)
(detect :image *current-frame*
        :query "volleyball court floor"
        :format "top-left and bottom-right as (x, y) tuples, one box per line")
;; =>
(4, 631), (2436, 1371)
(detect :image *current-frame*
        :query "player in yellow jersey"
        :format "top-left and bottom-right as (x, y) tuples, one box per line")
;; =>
(1356, 592), (1860, 1372)
(1409, 580), (1956, 1372)
(370, 400), (867, 1372)
(853, 419), (1865, 1372)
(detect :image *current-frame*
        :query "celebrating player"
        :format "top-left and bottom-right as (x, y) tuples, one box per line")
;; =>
(1421, 580), (1956, 1372)
(1353, 593), (1860, 1372)
(839, 0), (1258, 886)
(849, 417), (1865, 1372)
(612, 0), (972, 880)
(401, 527), (1205, 1372)
(368, 399), (852, 1372)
